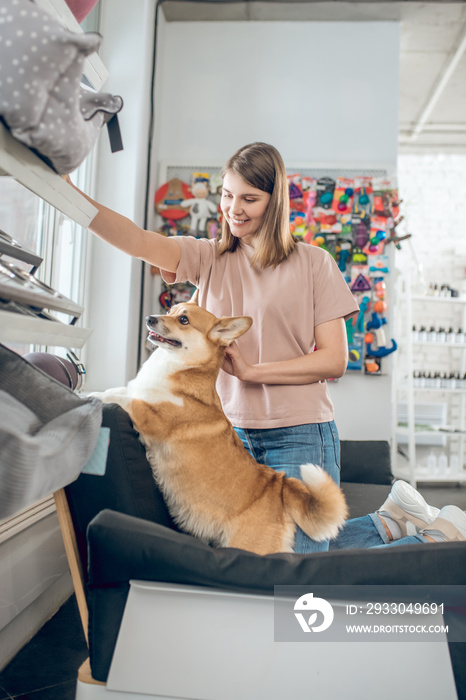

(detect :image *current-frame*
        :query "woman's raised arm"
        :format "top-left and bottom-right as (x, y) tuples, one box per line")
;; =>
(64, 176), (181, 273)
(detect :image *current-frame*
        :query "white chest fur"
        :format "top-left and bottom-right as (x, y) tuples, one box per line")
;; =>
(127, 348), (184, 407)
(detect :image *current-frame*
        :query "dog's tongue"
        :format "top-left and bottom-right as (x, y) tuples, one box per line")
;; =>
(150, 332), (178, 347)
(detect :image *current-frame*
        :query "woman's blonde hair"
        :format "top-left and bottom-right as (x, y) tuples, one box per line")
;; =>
(218, 142), (296, 269)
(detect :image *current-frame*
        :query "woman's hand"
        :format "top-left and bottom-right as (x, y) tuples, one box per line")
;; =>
(223, 318), (349, 386)
(222, 342), (256, 382)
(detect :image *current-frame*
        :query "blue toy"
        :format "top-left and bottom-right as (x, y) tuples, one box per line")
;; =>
(356, 296), (370, 333)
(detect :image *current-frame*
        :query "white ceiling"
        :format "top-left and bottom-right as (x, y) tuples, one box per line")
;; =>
(160, 1), (466, 152)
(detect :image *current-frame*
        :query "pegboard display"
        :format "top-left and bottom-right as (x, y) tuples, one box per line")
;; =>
(151, 163), (406, 376)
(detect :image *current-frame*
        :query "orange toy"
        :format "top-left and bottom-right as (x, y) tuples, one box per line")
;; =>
(154, 178), (192, 220)
(373, 300), (387, 314)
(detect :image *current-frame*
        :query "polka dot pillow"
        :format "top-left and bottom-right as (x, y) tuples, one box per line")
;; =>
(0, 0), (123, 174)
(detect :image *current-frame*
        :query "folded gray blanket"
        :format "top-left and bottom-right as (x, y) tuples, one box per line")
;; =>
(0, 344), (102, 519)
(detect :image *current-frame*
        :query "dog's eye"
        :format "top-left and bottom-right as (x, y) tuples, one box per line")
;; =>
(178, 315), (189, 325)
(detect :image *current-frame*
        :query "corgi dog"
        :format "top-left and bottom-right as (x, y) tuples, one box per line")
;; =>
(92, 299), (348, 555)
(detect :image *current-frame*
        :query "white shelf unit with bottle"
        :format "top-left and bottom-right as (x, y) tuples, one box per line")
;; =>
(392, 274), (466, 486)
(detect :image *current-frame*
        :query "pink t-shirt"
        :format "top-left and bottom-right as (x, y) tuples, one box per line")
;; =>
(162, 237), (359, 429)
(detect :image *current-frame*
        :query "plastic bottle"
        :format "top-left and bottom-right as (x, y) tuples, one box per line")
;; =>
(447, 327), (456, 344)
(428, 326), (437, 343)
(456, 328), (465, 344)
(450, 454), (460, 474)
(427, 451), (437, 474)
(412, 325), (419, 342)
(437, 453), (448, 475)
(437, 327), (446, 343)
(418, 326), (427, 342)
(440, 372), (450, 389)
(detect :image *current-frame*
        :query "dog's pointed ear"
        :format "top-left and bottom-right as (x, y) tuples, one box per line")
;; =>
(209, 316), (253, 346)
(188, 288), (199, 305)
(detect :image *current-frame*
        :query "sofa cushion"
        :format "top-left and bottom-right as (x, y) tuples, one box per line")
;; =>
(340, 440), (392, 485)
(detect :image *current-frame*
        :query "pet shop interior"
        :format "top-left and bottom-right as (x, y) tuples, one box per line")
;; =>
(1, 0), (466, 698)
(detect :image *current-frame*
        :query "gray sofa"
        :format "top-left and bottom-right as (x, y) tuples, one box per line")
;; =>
(63, 405), (466, 695)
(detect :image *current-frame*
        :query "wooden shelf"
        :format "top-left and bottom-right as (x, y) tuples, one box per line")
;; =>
(0, 123), (98, 229)
(0, 311), (92, 349)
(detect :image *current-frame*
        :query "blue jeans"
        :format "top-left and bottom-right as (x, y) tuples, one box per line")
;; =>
(234, 422), (341, 553)
(234, 423), (428, 553)
(330, 513), (428, 550)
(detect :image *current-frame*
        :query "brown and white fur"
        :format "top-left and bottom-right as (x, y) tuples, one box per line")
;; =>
(91, 299), (348, 555)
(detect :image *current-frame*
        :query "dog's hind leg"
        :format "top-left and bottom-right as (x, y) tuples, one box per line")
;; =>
(224, 521), (295, 555)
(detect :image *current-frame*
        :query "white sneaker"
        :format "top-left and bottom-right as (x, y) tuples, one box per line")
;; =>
(378, 480), (440, 537)
(422, 505), (466, 542)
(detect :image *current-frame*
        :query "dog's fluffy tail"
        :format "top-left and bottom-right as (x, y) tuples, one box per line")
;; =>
(282, 464), (348, 542)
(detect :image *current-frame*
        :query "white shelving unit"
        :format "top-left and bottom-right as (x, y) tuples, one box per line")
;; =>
(0, 123), (97, 230)
(392, 275), (466, 486)
(0, 311), (92, 349)
(0, 0), (102, 349)
(0, 125), (97, 349)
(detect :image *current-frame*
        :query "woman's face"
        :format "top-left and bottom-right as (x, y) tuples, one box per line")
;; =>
(221, 170), (271, 247)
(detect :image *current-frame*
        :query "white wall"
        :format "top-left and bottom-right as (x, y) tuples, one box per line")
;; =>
(155, 21), (399, 167)
(151, 19), (401, 440)
(83, 0), (157, 391)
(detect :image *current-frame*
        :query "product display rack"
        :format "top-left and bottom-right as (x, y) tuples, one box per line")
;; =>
(392, 274), (466, 486)
(0, 0), (100, 351)
(0, 122), (97, 230)
(0, 127), (97, 349)
(0, 0), (100, 552)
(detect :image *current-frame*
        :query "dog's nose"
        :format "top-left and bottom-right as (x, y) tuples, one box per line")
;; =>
(146, 315), (158, 328)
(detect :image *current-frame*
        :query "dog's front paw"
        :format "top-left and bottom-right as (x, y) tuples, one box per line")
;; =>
(87, 391), (103, 400)
(87, 388), (127, 403)
(86, 387), (130, 411)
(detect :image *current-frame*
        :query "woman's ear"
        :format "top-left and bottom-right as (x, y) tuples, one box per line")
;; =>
(208, 316), (253, 346)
